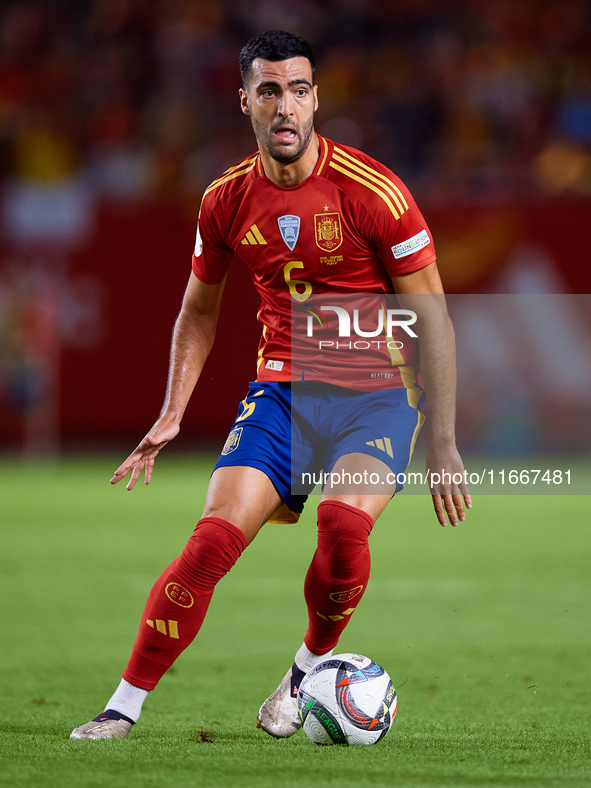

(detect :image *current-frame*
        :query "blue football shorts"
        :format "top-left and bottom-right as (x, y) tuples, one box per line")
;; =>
(213, 381), (425, 521)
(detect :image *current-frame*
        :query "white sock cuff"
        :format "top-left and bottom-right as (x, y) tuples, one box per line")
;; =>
(105, 678), (149, 723)
(294, 643), (333, 673)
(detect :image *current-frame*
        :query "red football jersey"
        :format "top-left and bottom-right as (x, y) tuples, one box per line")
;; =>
(192, 135), (436, 393)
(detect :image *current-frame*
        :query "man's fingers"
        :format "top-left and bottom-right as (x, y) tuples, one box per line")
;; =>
(110, 464), (132, 484)
(110, 448), (145, 485)
(443, 495), (459, 526)
(144, 457), (155, 486)
(110, 438), (164, 487)
(126, 460), (145, 491)
(452, 494), (465, 523)
(432, 491), (471, 527)
(432, 495), (447, 527)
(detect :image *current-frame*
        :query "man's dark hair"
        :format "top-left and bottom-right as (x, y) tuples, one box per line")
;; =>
(239, 30), (316, 88)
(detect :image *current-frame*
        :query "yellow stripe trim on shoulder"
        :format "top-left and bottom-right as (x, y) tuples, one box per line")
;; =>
(210, 154), (257, 186)
(329, 161), (401, 220)
(334, 146), (409, 212)
(204, 159), (257, 197)
(317, 136), (329, 176)
(333, 151), (406, 216)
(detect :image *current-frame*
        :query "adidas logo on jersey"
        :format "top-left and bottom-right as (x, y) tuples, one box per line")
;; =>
(366, 438), (394, 458)
(241, 224), (267, 245)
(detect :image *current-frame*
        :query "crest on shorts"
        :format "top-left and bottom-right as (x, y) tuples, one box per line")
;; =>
(314, 212), (343, 252)
(278, 215), (300, 251)
(221, 426), (242, 455)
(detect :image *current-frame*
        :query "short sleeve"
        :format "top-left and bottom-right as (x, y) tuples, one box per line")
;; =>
(370, 174), (436, 278)
(191, 199), (234, 284)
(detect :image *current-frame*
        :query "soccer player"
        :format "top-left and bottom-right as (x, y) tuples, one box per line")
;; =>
(71, 30), (470, 740)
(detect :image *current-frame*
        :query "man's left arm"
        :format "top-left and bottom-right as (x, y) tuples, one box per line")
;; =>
(391, 261), (472, 526)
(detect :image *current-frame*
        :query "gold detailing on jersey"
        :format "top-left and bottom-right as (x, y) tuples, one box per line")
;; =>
(365, 437), (394, 458)
(251, 225), (267, 244)
(320, 255), (343, 265)
(329, 146), (409, 220)
(385, 335), (424, 408)
(317, 136), (330, 176)
(335, 146), (409, 211)
(256, 311), (268, 373)
(314, 212), (343, 252)
(330, 160), (401, 220)
(146, 619), (179, 639)
(283, 261), (312, 302)
(204, 156), (257, 197)
(241, 223), (267, 245)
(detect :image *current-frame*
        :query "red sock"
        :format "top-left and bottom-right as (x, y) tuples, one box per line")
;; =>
(303, 501), (374, 654)
(123, 518), (246, 690)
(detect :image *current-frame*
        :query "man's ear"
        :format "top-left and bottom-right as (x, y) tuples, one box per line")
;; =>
(313, 84), (318, 112)
(239, 88), (250, 116)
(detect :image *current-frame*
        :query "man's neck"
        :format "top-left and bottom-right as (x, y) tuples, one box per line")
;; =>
(258, 133), (320, 187)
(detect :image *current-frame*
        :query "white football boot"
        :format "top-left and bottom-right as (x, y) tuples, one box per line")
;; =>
(257, 663), (305, 738)
(70, 712), (133, 739)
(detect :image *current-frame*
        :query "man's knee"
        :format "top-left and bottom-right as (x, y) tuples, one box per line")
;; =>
(175, 518), (247, 590)
(317, 500), (374, 543)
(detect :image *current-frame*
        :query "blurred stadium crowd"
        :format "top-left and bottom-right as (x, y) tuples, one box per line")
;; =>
(1, 0), (591, 219)
(1, 0), (591, 456)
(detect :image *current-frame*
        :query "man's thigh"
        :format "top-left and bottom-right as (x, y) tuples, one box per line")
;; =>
(213, 381), (315, 522)
(320, 452), (395, 521)
(202, 465), (281, 545)
(320, 386), (425, 497)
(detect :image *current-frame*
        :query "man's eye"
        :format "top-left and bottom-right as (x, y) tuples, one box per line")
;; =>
(262, 90), (275, 98)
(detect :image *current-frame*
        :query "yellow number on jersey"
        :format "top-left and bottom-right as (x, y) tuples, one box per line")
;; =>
(236, 398), (256, 422)
(283, 261), (312, 303)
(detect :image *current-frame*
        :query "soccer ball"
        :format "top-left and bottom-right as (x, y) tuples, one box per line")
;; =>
(297, 653), (397, 746)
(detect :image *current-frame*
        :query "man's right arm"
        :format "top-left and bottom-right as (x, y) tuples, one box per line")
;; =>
(111, 272), (226, 490)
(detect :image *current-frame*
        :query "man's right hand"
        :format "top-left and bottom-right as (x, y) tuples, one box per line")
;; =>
(110, 417), (181, 490)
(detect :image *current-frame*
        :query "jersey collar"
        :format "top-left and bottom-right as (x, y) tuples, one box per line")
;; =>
(254, 134), (333, 188)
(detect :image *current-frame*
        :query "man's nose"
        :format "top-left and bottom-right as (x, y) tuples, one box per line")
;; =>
(278, 92), (294, 118)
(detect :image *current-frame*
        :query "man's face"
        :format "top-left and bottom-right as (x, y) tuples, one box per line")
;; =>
(240, 57), (318, 164)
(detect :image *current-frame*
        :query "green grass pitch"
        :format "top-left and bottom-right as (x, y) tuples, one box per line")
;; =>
(1, 455), (589, 788)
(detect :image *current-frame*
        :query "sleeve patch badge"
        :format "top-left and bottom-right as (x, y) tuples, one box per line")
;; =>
(265, 359), (284, 371)
(194, 223), (203, 256)
(391, 229), (430, 259)
(278, 215), (300, 251)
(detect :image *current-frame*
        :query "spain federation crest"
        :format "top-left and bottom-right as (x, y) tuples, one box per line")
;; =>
(221, 426), (243, 455)
(278, 215), (300, 251)
(314, 212), (343, 252)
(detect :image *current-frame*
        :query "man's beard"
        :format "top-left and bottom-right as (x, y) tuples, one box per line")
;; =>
(251, 113), (315, 164)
